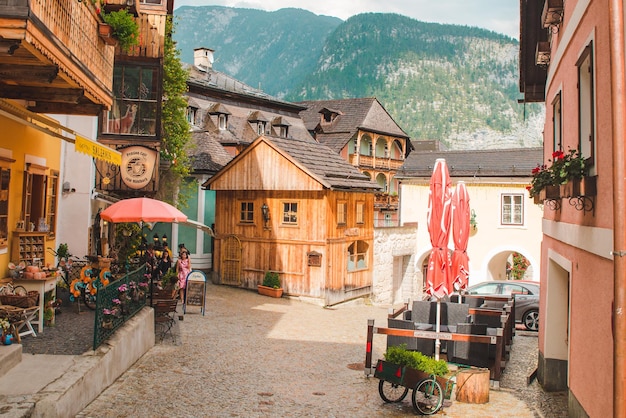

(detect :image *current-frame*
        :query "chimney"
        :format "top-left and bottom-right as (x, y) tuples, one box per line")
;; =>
(194, 47), (215, 71)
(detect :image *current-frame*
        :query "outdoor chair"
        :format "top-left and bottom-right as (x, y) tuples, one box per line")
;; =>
(154, 299), (178, 343)
(13, 306), (39, 339)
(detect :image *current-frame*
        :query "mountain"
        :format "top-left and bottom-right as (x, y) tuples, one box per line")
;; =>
(173, 6), (543, 150)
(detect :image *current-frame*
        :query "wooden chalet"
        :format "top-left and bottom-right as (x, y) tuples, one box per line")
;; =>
(204, 134), (381, 306)
(298, 98), (413, 227)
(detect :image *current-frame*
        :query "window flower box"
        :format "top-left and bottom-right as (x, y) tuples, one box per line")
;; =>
(560, 176), (597, 198)
(539, 185), (560, 201)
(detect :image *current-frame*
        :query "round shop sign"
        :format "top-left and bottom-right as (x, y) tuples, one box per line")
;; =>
(121, 146), (157, 190)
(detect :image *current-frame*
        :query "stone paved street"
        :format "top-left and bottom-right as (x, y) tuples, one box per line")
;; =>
(76, 282), (566, 417)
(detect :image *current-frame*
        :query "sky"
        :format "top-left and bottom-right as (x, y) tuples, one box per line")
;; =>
(173, 0), (520, 39)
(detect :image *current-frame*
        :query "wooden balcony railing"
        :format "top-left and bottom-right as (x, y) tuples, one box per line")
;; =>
(348, 154), (404, 171)
(0, 0), (115, 114)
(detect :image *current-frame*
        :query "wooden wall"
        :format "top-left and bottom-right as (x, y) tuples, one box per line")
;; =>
(213, 189), (375, 305)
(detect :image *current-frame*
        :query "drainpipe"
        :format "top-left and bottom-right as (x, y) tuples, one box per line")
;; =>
(609, 1), (626, 416)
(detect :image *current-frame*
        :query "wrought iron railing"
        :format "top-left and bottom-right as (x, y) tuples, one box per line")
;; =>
(93, 265), (147, 350)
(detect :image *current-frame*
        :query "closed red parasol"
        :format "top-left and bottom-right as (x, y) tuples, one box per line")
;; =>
(426, 158), (452, 360)
(451, 181), (470, 293)
(426, 159), (452, 299)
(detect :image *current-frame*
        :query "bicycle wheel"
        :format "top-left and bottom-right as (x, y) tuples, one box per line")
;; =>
(411, 377), (443, 415)
(378, 380), (409, 403)
(12, 285), (27, 296)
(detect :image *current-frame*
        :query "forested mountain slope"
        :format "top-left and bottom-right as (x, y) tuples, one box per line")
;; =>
(174, 7), (543, 149)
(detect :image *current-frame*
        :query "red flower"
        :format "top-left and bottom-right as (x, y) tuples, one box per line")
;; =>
(552, 150), (565, 160)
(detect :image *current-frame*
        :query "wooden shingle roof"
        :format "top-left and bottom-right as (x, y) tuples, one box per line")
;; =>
(397, 147), (544, 178)
(297, 98), (409, 153)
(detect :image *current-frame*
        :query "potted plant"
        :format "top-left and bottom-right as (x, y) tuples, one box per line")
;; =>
(101, 9), (139, 52)
(258, 271), (283, 298)
(527, 163), (553, 203)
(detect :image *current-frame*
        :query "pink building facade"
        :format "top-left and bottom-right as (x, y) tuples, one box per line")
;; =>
(520, 0), (626, 416)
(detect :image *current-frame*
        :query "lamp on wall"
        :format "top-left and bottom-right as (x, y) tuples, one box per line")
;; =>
(261, 203), (270, 228)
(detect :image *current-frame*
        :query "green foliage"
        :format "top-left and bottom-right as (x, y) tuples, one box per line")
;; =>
(56, 243), (71, 260)
(157, 16), (193, 206)
(113, 223), (142, 266)
(262, 272), (281, 289)
(384, 344), (449, 377)
(161, 269), (178, 288)
(550, 148), (587, 185)
(510, 252), (530, 281)
(102, 9), (139, 52)
(528, 164), (552, 198)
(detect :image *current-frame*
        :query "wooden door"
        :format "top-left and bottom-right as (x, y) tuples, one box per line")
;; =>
(220, 235), (241, 285)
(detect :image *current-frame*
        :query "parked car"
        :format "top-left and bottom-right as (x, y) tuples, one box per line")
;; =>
(465, 280), (540, 331)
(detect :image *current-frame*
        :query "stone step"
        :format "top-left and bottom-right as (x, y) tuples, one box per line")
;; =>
(0, 343), (22, 378)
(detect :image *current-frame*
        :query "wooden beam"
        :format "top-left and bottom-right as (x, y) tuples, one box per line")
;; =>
(27, 101), (104, 116)
(0, 85), (83, 103)
(0, 63), (58, 83)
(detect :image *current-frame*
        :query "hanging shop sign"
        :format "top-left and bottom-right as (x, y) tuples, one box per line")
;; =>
(121, 146), (157, 190)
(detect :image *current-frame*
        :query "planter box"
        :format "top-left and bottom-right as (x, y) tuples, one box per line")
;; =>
(373, 360), (452, 399)
(98, 23), (117, 45)
(258, 285), (283, 298)
(560, 176), (597, 198)
(539, 185), (560, 201)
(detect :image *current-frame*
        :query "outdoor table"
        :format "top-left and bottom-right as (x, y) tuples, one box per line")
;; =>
(12, 277), (56, 333)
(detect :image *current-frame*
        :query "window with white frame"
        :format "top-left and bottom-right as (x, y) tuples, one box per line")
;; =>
(577, 42), (595, 168)
(282, 202), (298, 225)
(257, 121), (265, 135)
(278, 126), (288, 138)
(218, 114), (227, 130)
(347, 240), (369, 272)
(502, 194), (523, 225)
(240, 201), (254, 223)
(552, 93), (562, 153)
(337, 201), (347, 225)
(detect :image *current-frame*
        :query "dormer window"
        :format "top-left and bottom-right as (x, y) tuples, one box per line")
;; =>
(208, 103), (231, 131)
(319, 107), (342, 124)
(272, 117), (291, 138)
(248, 111), (268, 136)
(218, 114), (227, 130)
(186, 106), (198, 126)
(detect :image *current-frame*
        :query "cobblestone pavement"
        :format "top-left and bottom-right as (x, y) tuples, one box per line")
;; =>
(20, 300), (95, 355)
(72, 283), (567, 417)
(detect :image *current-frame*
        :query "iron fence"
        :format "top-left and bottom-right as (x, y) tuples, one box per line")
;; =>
(93, 265), (148, 350)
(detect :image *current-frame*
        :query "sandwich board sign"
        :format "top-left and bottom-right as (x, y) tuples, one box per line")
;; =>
(184, 270), (206, 315)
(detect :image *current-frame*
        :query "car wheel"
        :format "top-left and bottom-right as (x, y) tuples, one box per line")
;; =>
(523, 309), (539, 331)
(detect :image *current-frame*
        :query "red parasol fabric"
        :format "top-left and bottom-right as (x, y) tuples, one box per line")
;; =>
(451, 181), (470, 292)
(426, 158), (452, 300)
(100, 197), (188, 223)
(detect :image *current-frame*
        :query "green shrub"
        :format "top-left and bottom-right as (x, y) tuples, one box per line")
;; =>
(384, 344), (449, 377)
(102, 9), (139, 52)
(262, 271), (281, 289)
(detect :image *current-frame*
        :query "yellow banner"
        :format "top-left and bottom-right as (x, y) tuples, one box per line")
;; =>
(75, 135), (122, 166)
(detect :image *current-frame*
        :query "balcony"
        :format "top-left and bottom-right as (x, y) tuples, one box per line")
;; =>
(349, 154), (405, 171)
(0, 0), (115, 115)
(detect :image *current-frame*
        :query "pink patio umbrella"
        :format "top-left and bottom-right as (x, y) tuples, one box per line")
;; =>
(426, 158), (452, 360)
(451, 181), (471, 299)
(100, 197), (188, 223)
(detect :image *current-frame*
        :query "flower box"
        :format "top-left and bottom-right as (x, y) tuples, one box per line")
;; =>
(539, 185), (560, 201)
(98, 23), (117, 45)
(560, 176), (597, 198)
(257, 284), (283, 298)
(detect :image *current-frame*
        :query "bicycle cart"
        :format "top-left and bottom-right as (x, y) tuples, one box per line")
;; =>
(374, 359), (454, 415)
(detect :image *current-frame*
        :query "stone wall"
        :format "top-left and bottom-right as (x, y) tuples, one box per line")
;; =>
(372, 224), (421, 305)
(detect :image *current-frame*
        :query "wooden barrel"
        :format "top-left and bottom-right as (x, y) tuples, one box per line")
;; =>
(455, 368), (490, 404)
